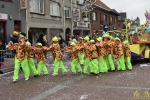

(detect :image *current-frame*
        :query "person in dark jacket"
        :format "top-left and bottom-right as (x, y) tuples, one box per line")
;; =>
(36, 34), (47, 46)
(7, 34), (13, 44)
(0, 39), (5, 69)
(58, 33), (68, 48)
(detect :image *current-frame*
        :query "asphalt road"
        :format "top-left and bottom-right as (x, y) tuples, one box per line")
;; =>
(0, 61), (150, 100)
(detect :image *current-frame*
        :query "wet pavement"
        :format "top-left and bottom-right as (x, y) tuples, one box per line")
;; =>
(0, 61), (150, 100)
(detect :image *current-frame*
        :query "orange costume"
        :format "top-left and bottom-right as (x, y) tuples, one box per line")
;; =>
(89, 40), (99, 74)
(65, 42), (82, 74)
(77, 37), (85, 65)
(33, 43), (49, 75)
(7, 34), (29, 82)
(49, 37), (67, 76)
(96, 37), (108, 72)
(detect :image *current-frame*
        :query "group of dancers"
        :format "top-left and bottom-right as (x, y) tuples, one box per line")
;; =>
(7, 31), (132, 83)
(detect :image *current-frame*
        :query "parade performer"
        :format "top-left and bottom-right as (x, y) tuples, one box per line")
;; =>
(114, 38), (126, 71)
(89, 40), (99, 75)
(104, 34), (115, 71)
(124, 40), (132, 70)
(77, 37), (85, 66)
(49, 37), (67, 76)
(96, 37), (108, 73)
(7, 34), (29, 82)
(65, 42), (82, 74)
(83, 36), (91, 74)
(26, 42), (39, 77)
(49, 41), (55, 62)
(34, 43), (49, 76)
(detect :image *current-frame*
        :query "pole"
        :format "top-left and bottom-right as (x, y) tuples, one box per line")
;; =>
(125, 19), (128, 40)
(71, 0), (73, 36)
(26, 9), (28, 39)
(63, 0), (65, 39)
(89, 12), (92, 37)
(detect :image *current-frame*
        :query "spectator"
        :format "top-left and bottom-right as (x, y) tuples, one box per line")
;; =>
(72, 35), (77, 43)
(36, 34), (47, 46)
(0, 39), (5, 69)
(11, 31), (19, 43)
(7, 34), (13, 44)
(58, 33), (68, 48)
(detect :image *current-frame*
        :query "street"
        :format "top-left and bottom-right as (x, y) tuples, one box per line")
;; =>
(0, 61), (150, 100)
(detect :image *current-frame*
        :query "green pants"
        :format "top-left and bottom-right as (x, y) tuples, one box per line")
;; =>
(84, 58), (91, 74)
(71, 58), (82, 73)
(78, 53), (84, 65)
(99, 56), (108, 73)
(53, 59), (67, 75)
(37, 61), (49, 75)
(28, 58), (38, 75)
(91, 59), (99, 74)
(125, 57), (132, 70)
(117, 56), (126, 71)
(106, 54), (115, 71)
(13, 57), (29, 80)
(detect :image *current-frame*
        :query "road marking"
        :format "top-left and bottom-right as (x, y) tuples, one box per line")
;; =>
(0, 71), (13, 77)
(71, 84), (150, 90)
(30, 75), (86, 100)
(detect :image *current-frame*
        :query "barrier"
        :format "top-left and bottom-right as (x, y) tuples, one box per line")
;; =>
(0, 50), (14, 74)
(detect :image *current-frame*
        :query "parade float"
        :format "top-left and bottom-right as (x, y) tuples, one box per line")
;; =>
(128, 10), (150, 61)
(108, 11), (150, 61)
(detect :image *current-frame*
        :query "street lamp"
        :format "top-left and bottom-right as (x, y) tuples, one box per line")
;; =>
(82, 0), (96, 36)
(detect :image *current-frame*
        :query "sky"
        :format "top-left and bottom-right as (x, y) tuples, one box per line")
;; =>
(101, 0), (150, 24)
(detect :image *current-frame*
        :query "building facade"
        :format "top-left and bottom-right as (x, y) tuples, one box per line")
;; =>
(118, 12), (127, 30)
(0, 0), (26, 43)
(27, 0), (91, 44)
(91, 0), (120, 35)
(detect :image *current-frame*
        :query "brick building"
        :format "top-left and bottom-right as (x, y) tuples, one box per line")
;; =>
(118, 12), (127, 30)
(91, 0), (120, 35)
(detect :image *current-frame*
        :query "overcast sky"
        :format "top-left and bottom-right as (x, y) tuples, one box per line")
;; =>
(101, 0), (150, 24)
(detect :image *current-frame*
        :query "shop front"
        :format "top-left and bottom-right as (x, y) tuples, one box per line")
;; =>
(0, 13), (8, 43)
(28, 28), (47, 45)
(73, 22), (90, 38)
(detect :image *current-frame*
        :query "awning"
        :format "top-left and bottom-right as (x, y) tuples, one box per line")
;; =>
(0, 19), (7, 22)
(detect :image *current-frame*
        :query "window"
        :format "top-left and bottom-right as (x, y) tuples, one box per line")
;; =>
(64, 7), (71, 18)
(92, 12), (96, 21)
(50, 1), (60, 16)
(3, 0), (11, 1)
(103, 15), (107, 22)
(111, 17), (112, 22)
(115, 18), (116, 24)
(76, 0), (84, 5)
(30, 0), (44, 14)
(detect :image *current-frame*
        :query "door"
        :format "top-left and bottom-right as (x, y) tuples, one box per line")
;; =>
(0, 22), (6, 43)
(14, 21), (20, 32)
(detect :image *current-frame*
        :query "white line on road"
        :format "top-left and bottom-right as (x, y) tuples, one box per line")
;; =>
(0, 71), (13, 77)
(30, 75), (86, 100)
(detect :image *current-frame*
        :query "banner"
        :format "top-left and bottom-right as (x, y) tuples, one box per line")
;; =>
(20, 0), (27, 9)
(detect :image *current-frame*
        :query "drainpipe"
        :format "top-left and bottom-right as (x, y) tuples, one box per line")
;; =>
(25, 0), (28, 39)
(63, 0), (65, 39)
(71, 0), (73, 36)
(26, 9), (28, 39)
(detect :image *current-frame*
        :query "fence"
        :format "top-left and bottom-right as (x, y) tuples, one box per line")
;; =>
(0, 50), (14, 74)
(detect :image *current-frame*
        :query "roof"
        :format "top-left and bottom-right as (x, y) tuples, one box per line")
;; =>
(91, 0), (110, 11)
(92, 0), (119, 15)
(110, 9), (120, 15)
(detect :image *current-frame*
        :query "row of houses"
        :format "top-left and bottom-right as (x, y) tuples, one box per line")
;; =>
(0, 0), (126, 44)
